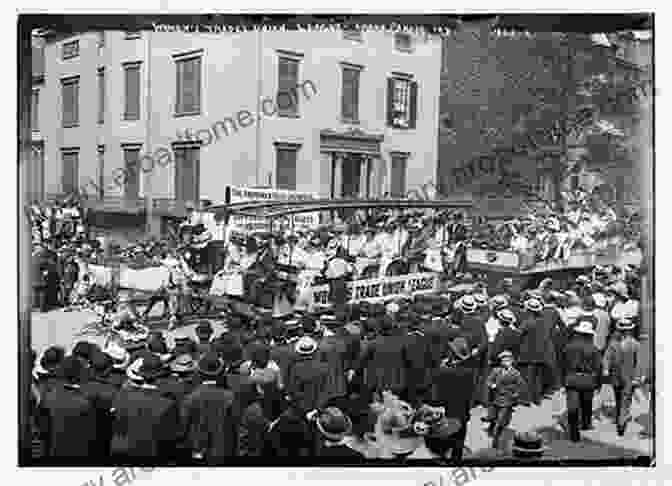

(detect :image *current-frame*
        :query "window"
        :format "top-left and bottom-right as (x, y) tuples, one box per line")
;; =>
(97, 31), (105, 48)
(122, 146), (141, 199)
(97, 146), (105, 199)
(61, 77), (79, 127)
(394, 33), (413, 52)
(277, 55), (301, 117)
(343, 26), (363, 41)
(386, 76), (418, 129)
(123, 62), (141, 121)
(275, 143), (299, 190)
(62, 40), (79, 60)
(390, 153), (408, 197)
(97, 68), (105, 124)
(175, 55), (202, 116)
(32, 46), (45, 80)
(341, 65), (361, 123)
(31, 90), (39, 130)
(61, 149), (79, 194)
(125, 31), (141, 39)
(174, 145), (200, 202)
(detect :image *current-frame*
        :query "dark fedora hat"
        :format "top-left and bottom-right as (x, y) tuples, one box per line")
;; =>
(137, 354), (166, 380)
(197, 352), (225, 377)
(36, 346), (66, 375)
(316, 407), (353, 442)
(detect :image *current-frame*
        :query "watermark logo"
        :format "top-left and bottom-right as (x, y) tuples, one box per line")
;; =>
(78, 81), (318, 199)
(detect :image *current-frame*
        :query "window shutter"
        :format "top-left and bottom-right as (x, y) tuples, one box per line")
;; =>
(276, 148), (297, 190)
(174, 148), (183, 201)
(386, 78), (395, 126)
(181, 58), (200, 114)
(98, 70), (105, 123)
(409, 81), (418, 129)
(124, 149), (140, 199)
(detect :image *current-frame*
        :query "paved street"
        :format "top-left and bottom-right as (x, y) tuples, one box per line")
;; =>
(31, 307), (653, 462)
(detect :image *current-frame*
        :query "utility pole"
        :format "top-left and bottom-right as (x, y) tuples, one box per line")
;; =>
(18, 20), (33, 464)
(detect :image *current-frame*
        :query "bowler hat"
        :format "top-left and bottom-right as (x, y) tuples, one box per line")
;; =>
(316, 407), (353, 441)
(197, 352), (225, 377)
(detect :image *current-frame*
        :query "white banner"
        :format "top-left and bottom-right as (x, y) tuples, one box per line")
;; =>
(309, 272), (440, 307)
(227, 185), (320, 232)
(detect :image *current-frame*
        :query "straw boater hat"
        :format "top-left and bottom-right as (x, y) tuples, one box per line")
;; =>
(491, 295), (509, 311)
(295, 336), (318, 356)
(459, 295), (477, 314)
(616, 318), (636, 331)
(498, 350), (514, 361)
(574, 320), (596, 336)
(473, 293), (488, 308)
(496, 309), (517, 326)
(170, 354), (197, 374)
(524, 298), (543, 313)
(316, 407), (353, 442)
(103, 342), (132, 370)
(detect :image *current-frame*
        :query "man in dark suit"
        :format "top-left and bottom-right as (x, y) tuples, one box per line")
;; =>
(561, 321), (603, 442)
(36, 356), (99, 462)
(110, 354), (180, 463)
(308, 407), (365, 463)
(180, 352), (237, 464)
(517, 298), (551, 405)
(430, 337), (478, 461)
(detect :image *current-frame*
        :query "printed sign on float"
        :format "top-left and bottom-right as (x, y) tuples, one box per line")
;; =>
(310, 272), (440, 306)
(227, 185), (320, 232)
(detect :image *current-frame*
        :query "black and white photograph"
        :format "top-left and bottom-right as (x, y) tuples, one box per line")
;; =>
(16, 13), (654, 469)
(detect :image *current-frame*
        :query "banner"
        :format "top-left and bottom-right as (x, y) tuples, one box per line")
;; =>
(227, 185), (320, 232)
(309, 272), (440, 306)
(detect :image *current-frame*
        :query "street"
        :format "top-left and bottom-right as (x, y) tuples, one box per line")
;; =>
(31, 307), (653, 462)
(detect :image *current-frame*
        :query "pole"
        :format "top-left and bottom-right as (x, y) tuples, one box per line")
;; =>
(145, 30), (154, 234)
(19, 21), (33, 464)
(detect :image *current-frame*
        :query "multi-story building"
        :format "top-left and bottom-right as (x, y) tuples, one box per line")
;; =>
(31, 27), (442, 236)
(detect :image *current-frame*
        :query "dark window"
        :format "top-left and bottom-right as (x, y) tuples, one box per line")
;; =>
(394, 33), (413, 52)
(61, 150), (79, 194)
(343, 26), (363, 41)
(390, 153), (407, 197)
(123, 63), (141, 121)
(174, 145), (200, 202)
(123, 147), (141, 199)
(62, 40), (79, 60)
(341, 66), (360, 123)
(97, 146), (105, 199)
(175, 56), (202, 116)
(387, 77), (418, 129)
(32, 46), (45, 79)
(98, 68), (105, 124)
(275, 144), (298, 190)
(277, 57), (300, 117)
(31, 90), (39, 130)
(61, 77), (79, 127)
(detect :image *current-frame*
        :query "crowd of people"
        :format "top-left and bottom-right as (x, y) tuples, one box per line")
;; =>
(29, 261), (645, 464)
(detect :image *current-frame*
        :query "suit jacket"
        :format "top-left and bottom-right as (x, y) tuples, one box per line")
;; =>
(561, 337), (603, 389)
(286, 354), (331, 412)
(318, 334), (349, 402)
(181, 382), (237, 462)
(37, 383), (99, 459)
(431, 359), (477, 420)
(81, 375), (120, 458)
(486, 366), (526, 407)
(603, 336), (640, 388)
(489, 326), (522, 364)
(518, 314), (552, 364)
(357, 331), (409, 392)
(110, 384), (180, 460)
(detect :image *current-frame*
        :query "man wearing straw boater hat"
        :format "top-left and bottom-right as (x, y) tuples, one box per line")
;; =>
(561, 319), (603, 442)
(109, 354), (180, 461)
(602, 317), (641, 436)
(517, 297), (551, 406)
(286, 335), (330, 413)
